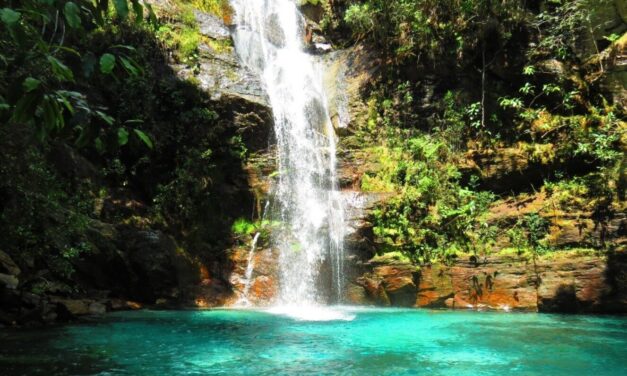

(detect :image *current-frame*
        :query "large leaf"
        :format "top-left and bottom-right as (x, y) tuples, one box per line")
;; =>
(41, 95), (63, 132)
(99, 53), (116, 74)
(133, 129), (153, 149)
(22, 77), (41, 92)
(119, 56), (142, 76)
(95, 110), (114, 125)
(117, 127), (129, 146)
(11, 92), (42, 124)
(0, 8), (20, 25)
(63, 2), (82, 28)
(131, 0), (143, 23)
(47, 56), (74, 81)
(54, 91), (75, 114)
(112, 0), (129, 20)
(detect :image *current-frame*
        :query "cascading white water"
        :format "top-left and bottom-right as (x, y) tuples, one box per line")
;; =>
(238, 231), (261, 306)
(231, 0), (345, 308)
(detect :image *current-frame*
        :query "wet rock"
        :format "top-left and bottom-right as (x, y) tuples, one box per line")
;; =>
(298, 1), (325, 23)
(350, 252), (627, 313)
(249, 276), (277, 304)
(21, 292), (41, 308)
(89, 302), (107, 315)
(110, 299), (142, 311)
(194, 10), (230, 40)
(265, 13), (286, 47)
(536, 254), (626, 313)
(321, 45), (380, 132)
(54, 299), (91, 316)
(120, 228), (199, 302)
(345, 283), (370, 305)
(373, 264), (418, 307)
(0, 273), (18, 289)
(358, 276), (390, 305)
(225, 247), (279, 306)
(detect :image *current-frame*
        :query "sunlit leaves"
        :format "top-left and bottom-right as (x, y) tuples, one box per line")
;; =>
(522, 65), (536, 75)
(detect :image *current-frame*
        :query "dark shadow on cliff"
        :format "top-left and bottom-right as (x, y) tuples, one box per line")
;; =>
(0, 22), (273, 323)
(600, 251), (627, 314)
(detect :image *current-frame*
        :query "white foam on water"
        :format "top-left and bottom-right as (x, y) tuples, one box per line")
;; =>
(266, 305), (356, 322)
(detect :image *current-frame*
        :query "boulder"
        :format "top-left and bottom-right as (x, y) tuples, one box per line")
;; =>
(88, 302), (107, 315)
(54, 299), (91, 316)
(371, 263), (418, 307)
(119, 228), (199, 302)
(0, 273), (18, 290)
(194, 10), (230, 40)
(0, 250), (20, 276)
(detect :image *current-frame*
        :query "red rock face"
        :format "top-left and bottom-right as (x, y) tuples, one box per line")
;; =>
(223, 247), (280, 306)
(350, 252), (627, 313)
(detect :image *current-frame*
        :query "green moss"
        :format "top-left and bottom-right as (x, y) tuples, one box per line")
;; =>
(182, 0), (233, 22)
(371, 251), (412, 264)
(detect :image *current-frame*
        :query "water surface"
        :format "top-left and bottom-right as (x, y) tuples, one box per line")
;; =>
(1, 308), (626, 375)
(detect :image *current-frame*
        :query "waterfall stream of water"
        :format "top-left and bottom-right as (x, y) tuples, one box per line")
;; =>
(231, 0), (345, 308)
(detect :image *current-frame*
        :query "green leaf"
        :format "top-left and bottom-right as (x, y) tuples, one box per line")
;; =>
(47, 56), (74, 81)
(41, 96), (62, 131)
(0, 8), (20, 25)
(99, 53), (116, 74)
(133, 129), (153, 149)
(117, 127), (129, 146)
(95, 110), (114, 125)
(54, 91), (75, 114)
(63, 2), (82, 28)
(145, 3), (158, 26)
(113, 0), (129, 20)
(131, 0), (143, 23)
(119, 56), (141, 76)
(11, 92), (42, 123)
(23, 77), (41, 92)
(82, 52), (97, 77)
(94, 137), (105, 154)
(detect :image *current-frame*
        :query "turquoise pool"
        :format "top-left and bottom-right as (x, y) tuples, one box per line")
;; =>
(1, 307), (626, 375)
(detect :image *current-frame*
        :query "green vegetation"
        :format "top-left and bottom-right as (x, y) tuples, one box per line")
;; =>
(0, 0), (250, 295)
(336, 0), (625, 263)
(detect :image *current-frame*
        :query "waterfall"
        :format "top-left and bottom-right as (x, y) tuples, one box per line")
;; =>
(231, 0), (345, 307)
(238, 232), (262, 306)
